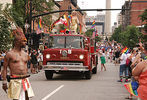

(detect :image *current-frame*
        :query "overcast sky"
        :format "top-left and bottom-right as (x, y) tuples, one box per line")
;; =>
(77, 0), (126, 26)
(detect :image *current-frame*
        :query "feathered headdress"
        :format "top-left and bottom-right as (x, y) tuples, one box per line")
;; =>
(12, 27), (27, 41)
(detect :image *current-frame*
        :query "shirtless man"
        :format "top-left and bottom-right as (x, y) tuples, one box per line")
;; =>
(2, 28), (34, 100)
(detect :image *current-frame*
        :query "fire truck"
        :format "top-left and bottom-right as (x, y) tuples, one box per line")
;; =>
(43, 34), (98, 79)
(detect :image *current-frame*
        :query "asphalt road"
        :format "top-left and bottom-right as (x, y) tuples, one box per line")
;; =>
(0, 62), (137, 100)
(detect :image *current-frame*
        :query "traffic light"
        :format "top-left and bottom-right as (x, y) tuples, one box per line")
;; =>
(121, 6), (125, 15)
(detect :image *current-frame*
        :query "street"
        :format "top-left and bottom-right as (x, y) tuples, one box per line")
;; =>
(0, 61), (137, 100)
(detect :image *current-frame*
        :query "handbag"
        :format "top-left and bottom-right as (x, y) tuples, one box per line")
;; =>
(126, 58), (131, 66)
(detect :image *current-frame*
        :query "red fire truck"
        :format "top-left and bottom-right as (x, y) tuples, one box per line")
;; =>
(43, 34), (98, 79)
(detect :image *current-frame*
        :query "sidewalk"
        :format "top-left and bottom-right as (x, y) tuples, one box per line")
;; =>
(96, 59), (137, 100)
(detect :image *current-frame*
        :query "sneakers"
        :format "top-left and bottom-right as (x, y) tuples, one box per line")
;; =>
(117, 79), (122, 82)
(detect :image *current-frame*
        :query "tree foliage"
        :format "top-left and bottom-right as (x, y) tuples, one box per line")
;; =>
(110, 25), (143, 49)
(10, 0), (26, 29)
(121, 25), (142, 48)
(0, 4), (13, 50)
(32, 0), (54, 26)
(85, 29), (102, 42)
(110, 25), (122, 43)
(139, 9), (147, 34)
(10, 0), (54, 30)
(85, 29), (94, 37)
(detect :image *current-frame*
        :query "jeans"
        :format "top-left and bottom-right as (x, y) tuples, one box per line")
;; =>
(119, 64), (129, 77)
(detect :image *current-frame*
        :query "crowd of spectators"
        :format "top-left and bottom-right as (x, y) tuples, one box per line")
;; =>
(97, 40), (147, 100)
(0, 48), (43, 80)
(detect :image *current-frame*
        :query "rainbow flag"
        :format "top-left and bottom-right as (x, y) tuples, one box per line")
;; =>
(54, 14), (68, 26)
(91, 20), (96, 28)
(121, 47), (129, 54)
(68, 15), (72, 19)
(145, 56), (147, 60)
(38, 18), (42, 29)
(124, 82), (138, 97)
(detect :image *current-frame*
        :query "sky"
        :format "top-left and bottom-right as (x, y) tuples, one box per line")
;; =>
(77, 0), (126, 26)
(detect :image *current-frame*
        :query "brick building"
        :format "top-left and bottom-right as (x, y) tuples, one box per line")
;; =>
(130, 0), (147, 34)
(121, 1), (131, 31)
(130, 0), (147, 26)
(121, 0), (147, 34)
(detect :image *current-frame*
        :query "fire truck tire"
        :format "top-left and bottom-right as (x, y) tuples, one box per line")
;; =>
(92, 66), (97, 74)
(45, 70), (53, 80)
(92, 56), (98, 74)
(85, 71), (92, 79)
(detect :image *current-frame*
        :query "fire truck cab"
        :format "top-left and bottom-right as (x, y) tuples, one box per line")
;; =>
(43, 34), (98, 79)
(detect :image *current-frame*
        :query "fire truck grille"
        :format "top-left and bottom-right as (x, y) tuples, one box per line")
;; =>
(47, 62), (83, 66)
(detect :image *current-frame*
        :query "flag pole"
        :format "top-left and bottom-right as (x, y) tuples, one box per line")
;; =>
(94, 28), (96, 52)
(50, 12), (66, 31)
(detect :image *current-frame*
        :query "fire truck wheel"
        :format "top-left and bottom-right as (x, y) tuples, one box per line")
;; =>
(45, 70), (53, 80)
(92, 56), (98, 74)
(85, 71), (92, 79)
(92, 66), (97, 74)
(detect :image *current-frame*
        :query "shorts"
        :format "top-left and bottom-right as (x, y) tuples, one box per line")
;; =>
(115, 58), (119, 62)
(39, 61), (43, 66)
(32, 64), (38, 68)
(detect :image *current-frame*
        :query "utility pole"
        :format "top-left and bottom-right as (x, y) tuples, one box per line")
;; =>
(68, 5), (72, 31)
(28, 0), (32, 47)
(29, 0), (32, 34)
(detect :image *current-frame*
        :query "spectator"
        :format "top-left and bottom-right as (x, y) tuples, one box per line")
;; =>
(1, 50), (6, 68)
(37, 50), (43, 72)
(125, 47), (144, 99)
(0, 50), (5, 80)
(100, 50), (106, 71)
(30, 50), (38, 74)
(0, 52), (2, 80)
(132, 42), (147, 100)
(114, 48), (121, 65)
(118, 51), (128, 82)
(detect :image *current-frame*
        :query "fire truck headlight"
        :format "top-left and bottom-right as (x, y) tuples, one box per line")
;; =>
(46, 54), (50, 59)
(79, 55), (84, 59)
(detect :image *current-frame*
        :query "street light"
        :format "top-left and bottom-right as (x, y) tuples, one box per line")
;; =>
(24, 23), (30, 33)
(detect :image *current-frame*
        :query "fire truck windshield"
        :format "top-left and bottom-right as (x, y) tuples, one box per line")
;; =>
(48, 36), (84, 49)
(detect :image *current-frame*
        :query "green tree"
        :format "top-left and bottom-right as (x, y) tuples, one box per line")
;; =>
(85, 29), (94, 37)
(111, 25), (142, 48)
(122, 25), (142, 48)
(85, 29), (102, 42)
(110, 25), (122, 42)
(0, 4), (13, 50)
(95, 35), (102, 42)
(10, 0), (26, 29)
(32, 0), (54, 26)
(139, 9), (147, 33)
(139, 9), (147, 42)
(10, 0), (54, 30)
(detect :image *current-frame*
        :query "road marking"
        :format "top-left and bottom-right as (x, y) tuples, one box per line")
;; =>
(42, 85), (64, 100)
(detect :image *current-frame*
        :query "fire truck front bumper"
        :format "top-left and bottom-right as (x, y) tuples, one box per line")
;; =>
(43, 65), (89, 71)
